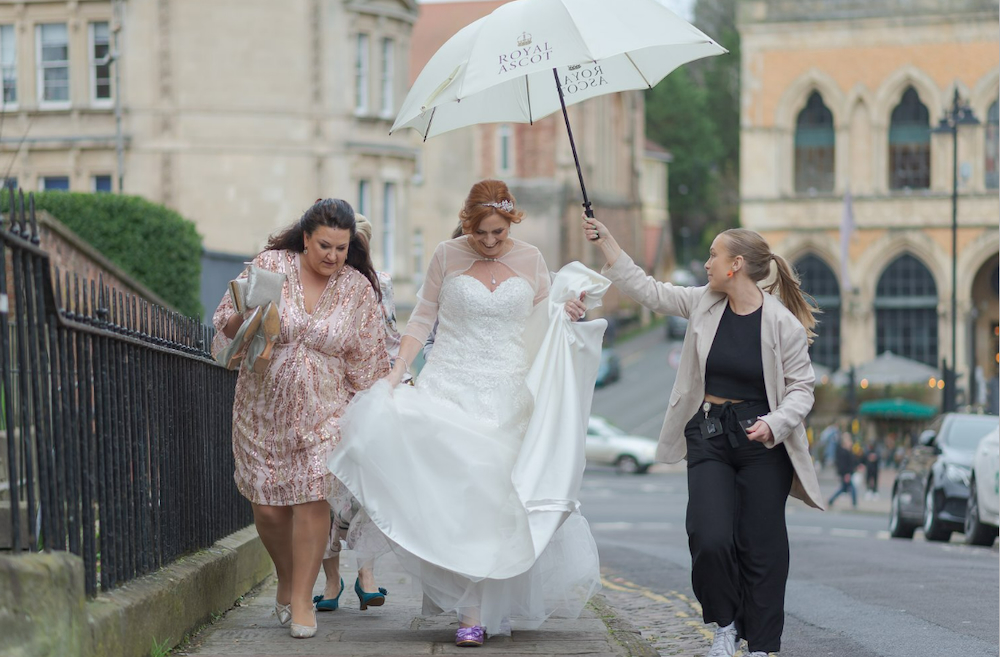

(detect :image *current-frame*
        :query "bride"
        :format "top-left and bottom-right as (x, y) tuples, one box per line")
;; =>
(328, 179), (607, 647)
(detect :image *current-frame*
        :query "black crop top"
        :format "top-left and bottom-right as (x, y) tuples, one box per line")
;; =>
(704, 303), (768, 402)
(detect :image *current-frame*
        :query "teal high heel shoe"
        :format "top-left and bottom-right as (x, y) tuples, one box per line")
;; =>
(312, 577), (344, 612)
(354, 578), (387, 610)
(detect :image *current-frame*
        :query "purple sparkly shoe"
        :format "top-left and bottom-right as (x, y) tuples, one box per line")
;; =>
(455, 625), (485, 647)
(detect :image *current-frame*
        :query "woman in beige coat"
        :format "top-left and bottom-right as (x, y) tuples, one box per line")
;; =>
(583, 215), (823, 657)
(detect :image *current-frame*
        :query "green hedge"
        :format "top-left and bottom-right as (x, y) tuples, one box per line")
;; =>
(2, 192), (203, 317)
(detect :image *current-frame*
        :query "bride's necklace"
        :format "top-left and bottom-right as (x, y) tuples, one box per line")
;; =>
(470, 237), (509, 288)
(481, 257), (501, 287)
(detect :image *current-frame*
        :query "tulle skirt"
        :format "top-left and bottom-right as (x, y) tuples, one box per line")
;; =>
(328, 380), (601, 634)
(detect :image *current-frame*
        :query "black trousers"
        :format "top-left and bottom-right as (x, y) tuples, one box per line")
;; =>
(684, 402), (793, 654)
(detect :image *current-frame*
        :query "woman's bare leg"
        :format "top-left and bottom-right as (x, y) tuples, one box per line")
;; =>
(251, 503), (294, 605)
(290, 500), (332, 626)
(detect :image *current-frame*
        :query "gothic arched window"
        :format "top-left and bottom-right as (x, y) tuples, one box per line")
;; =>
(794, 92), (835, 193)
(889, 87), (930, 190)
(795, 255), (840, 369)
(875, 254), (938, 366)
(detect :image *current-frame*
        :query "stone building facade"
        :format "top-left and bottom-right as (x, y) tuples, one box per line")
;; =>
(0, 0), (420, 314)
(738, 0), (1000, 404)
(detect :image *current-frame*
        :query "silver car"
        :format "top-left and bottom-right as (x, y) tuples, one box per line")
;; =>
(966, 427), (1000, 546)
(585, 416), (657, 475)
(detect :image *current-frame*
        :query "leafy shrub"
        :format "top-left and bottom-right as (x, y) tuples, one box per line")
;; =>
(2, 192), (203, 317)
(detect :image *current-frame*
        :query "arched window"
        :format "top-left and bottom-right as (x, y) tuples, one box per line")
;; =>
(875, 254), (938, 366)
(985, 101), (999, 190)
(795, 255), (840, 370)
(888, 87), (930, 190)
(794, 92), (835, 193)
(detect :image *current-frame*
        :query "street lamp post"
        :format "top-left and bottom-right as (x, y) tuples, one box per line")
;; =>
(933, 89), (979, 412)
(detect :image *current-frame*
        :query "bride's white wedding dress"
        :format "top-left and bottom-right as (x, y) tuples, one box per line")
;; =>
(329, 237), (607, 634)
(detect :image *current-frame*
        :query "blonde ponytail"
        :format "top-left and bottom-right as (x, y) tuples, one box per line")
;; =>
(765, 253), (819, 343)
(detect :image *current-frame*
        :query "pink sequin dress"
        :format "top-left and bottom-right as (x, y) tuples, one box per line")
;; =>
(212, 249), (390, 506)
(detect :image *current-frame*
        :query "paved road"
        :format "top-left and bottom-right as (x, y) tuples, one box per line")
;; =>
(582, 328), (999, 656)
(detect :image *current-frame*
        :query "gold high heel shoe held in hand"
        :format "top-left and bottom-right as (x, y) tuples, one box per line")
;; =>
(253, 302), (281, 374)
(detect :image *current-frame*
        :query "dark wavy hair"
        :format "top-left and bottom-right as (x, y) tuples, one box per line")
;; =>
(265, 198), (381, 300)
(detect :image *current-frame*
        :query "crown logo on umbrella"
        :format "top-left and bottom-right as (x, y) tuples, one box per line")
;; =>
(517, 31), (532, 47)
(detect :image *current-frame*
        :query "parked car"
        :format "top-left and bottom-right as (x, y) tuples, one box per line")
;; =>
(595, 348), (621, 387)
(889, 413), (999, 541)
(966, 427), (1000, 546)
(665, 315), (688, 341)
(585, 416), (656, 474)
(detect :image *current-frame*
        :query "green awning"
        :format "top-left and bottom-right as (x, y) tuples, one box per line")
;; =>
(858, 398), (937, 420)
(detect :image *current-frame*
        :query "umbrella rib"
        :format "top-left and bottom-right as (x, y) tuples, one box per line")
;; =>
(423, 107), (437, 143)
(526, 76), (533, 125)
(625, 53), (652, 89)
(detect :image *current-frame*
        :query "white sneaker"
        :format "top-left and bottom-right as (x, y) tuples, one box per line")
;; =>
(740, 640), (768, 656)
(707, 622), (737, 657)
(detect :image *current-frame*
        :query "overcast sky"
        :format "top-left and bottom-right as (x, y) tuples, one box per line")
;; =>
(415, 0), (696, 21)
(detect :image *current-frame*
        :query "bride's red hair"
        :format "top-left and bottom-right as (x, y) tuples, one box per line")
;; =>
(459, 179), (524, 234)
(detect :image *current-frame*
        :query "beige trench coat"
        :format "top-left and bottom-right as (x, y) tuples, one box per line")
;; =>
(604, 253), (824, 510)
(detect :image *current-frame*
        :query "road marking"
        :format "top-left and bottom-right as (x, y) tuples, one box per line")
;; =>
(592, 521), (633, 531)
(830, 528), (869, 538)
(788, 525), (824, 534)
(875, 530), (890, 540)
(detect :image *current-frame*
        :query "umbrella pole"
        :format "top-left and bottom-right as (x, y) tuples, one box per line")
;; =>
(552, 68), (594, 219)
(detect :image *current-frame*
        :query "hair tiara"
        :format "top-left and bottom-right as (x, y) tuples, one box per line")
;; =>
(479, 200), (514, 213)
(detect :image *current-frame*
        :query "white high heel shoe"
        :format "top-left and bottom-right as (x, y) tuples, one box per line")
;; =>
(274, 602), (292, 626)
(290, 621), (318, 638)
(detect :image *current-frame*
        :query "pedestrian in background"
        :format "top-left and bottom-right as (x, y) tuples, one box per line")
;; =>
(583, 215), (823, 657)
(212, 199), (389, 638)
(863, 442), (881, 500)
(314, 214), (399, 613)
(827, 433), (859, 509)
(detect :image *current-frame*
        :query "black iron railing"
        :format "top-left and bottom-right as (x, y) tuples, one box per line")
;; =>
(0, 190), (248, 597)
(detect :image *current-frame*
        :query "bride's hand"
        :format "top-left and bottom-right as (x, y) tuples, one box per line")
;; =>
(564, 292), (587, 321)
(385, 362), (407, 388)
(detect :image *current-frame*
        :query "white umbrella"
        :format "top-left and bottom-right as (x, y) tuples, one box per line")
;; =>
(392, 0), (726, 217)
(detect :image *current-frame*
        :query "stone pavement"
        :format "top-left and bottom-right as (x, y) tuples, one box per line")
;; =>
(176, 551), (650, 657)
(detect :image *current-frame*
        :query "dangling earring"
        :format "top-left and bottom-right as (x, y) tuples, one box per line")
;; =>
(303, 246), (309, 255)
(727, 270), (733, 278)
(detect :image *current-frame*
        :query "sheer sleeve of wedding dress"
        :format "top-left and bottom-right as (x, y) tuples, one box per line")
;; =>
(404, 237), (550, 345)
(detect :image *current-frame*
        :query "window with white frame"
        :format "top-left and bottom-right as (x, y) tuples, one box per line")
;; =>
(40, 176), (70, 191)
(382, 182), (396, 274)
(37, 23), (70, 107)
(0, 25), (16, 106)
(412, 228), (424, 287)
(497, 124), (513, 174)
(93, 175), (112, 193)
(90, 22), (112, 104)
(380, 38), (394, 117)
(357, 179), (371, 216)
(355, 34), (370, 114)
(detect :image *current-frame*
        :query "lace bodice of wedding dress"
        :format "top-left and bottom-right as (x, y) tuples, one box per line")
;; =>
(416, 274), (535, 433)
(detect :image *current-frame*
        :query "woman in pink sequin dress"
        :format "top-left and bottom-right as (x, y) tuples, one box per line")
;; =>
(212, 199), (389, 638)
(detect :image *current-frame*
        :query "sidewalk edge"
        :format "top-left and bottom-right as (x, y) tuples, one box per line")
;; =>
(588, 594), (660, 657)
(85, 525), (272, 657)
